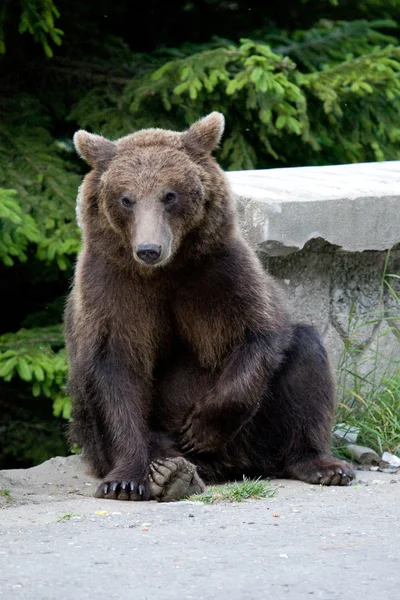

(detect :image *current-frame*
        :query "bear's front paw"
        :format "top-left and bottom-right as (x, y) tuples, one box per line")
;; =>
(180, 406), (225, 454)
(94, 479), (149, 501)
(287, 456), (355, 486)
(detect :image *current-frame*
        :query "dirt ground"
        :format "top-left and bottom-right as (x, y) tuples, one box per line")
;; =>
(0, 456), (399, 600)
(0, 456), (101, 508)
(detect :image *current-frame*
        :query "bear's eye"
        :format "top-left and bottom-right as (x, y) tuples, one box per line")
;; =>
(163, 191), (178, 206)
(121, 196), (134, 208)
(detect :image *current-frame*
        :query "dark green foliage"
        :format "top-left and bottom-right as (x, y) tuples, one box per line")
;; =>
(0, 189), (41, 265)
(0, 97), (81, 270)
(1, 0), (400, 466)
(0, 0), (62, 55)
(0, 325), (68, 416)
(67, 19), (400, 168)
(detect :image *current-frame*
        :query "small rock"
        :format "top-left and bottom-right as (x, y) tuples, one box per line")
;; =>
(346, 444), (380, 465)
(332, 424), (359, 445)
(382, 451), (400, 467)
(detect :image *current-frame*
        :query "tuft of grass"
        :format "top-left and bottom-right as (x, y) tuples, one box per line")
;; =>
(336, 372), (400, 455)
(0, 488), (14, 504)
(188, 476), (276, 504)
(57, 513), (80, 522)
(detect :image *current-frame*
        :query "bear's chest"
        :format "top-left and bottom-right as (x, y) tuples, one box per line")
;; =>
(171, 287), (243, 370)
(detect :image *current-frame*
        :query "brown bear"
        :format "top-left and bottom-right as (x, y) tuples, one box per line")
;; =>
(65, 112), (354, 501)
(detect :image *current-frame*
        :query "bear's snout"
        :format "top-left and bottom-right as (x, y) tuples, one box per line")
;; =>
(135, 243), (162, 265)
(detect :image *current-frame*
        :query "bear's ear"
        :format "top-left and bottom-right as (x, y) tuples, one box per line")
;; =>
(182, 112), (225, 155)
(73, 130), (117, 169)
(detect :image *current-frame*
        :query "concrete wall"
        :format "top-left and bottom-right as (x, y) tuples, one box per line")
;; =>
(227, 162), (400, 378)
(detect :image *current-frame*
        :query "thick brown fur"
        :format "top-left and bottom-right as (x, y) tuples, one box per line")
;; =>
(65, 113), (354, 500)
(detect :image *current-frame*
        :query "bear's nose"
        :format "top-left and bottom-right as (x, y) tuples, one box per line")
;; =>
(136, 243), (162, 264)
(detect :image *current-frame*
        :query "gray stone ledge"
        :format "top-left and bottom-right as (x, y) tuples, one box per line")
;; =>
(227, 161), (400, 256)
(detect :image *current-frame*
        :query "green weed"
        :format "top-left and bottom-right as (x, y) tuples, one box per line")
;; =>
(57, 513), (80, 522)
(189, 477), (276, 504)
(0, 488), (14, 503)
(336, 373), (400, 455)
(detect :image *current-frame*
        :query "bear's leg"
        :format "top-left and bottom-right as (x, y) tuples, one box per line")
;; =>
(68, 343), (154, 501)
(158, 325), (353, 487)
(69, 395), (114, 480)
(190, 324), (354, 485)
(271, 324), (355, 486)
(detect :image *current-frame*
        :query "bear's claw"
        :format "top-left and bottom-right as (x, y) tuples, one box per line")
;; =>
(94, 480), (147, 500)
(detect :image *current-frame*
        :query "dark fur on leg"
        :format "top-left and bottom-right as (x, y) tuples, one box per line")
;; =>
(66, 308), (152, 499)
(269, 324), (354, 484)
(177, 325), (354, 486)
(180, 328), (293, 454)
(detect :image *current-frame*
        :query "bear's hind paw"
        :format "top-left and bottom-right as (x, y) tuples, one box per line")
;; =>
(287, 456), (355, 486)
(149, 456), (206, 502)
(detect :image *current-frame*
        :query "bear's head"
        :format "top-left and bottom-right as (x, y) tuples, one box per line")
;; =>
(74, 113), (234, 270)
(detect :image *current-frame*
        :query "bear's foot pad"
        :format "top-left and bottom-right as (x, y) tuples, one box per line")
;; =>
(288, 456), (355, 486)
(94, 480), (147, 501)
(149, 457), (206, 502)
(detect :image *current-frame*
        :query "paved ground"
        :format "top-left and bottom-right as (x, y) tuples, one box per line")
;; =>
(0, 457), (399, 600)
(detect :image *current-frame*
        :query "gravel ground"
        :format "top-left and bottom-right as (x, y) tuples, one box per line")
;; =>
(0, 456), (399, 600)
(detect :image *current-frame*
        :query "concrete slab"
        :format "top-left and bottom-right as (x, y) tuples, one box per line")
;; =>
(228, 161), (400, 254)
